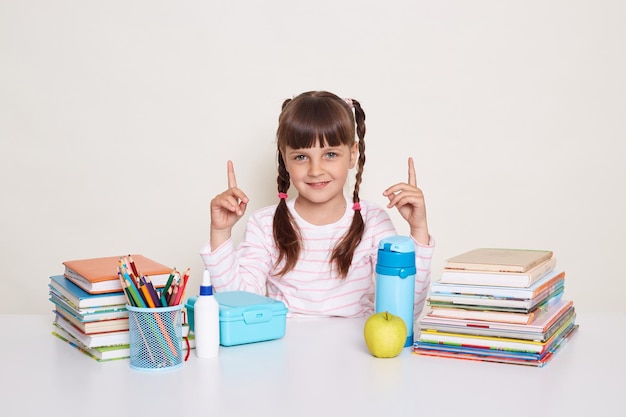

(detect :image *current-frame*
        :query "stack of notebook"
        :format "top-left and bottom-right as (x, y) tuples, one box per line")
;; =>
(49, 274), (133, 361)
(413, 248), (578, 367)
(49, 255), (192, 362)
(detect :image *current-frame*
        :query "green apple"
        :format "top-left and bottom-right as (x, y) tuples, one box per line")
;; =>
(363, 311), (407, 358)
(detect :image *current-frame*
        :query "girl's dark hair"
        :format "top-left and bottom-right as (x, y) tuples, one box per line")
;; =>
(273, 91), (367, 277)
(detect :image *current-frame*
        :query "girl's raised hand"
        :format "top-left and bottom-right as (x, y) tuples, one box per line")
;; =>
(383, 157), (429, 245)
(210, 161), (249, 249)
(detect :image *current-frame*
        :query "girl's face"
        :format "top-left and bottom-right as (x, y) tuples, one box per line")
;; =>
(282, 141), (358, 213)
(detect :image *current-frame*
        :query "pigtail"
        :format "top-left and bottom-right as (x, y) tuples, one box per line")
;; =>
(273, 148), (301, 276)
(331, 99), (367, 277)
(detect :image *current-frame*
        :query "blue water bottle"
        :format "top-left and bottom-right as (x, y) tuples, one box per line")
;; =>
(375, 236), (416, 348)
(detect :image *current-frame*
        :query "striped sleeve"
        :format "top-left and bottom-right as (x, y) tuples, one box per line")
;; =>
(199, 206), (277, 296)
(412, 236), (435, 320)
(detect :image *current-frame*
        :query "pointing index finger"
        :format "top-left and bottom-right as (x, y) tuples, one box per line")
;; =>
(227, 160), (238, 189)
(408, 157), (417, 187)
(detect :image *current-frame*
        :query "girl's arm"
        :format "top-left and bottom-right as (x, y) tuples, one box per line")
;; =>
(201, 209), (275, 296)
(412, 236), (435, 320)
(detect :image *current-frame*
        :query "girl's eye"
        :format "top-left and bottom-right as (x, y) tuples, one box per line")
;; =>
(325, 152), (337, 159)
(294, 155), (307, 161)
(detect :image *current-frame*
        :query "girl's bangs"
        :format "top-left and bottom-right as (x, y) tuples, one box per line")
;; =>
(285, 120), (350, 150)
(279, 97), (354, 150)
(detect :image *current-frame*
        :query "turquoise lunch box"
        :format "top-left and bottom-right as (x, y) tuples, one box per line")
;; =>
(185, 291), (288, 346)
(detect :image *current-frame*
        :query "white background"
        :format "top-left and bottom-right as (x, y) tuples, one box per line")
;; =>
(1, 0), (624, 314)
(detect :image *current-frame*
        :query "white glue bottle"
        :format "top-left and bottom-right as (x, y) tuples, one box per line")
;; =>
(194, 269), (220, 358)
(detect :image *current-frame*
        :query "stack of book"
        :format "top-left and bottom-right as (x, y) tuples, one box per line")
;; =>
(49, 254), (193, 362)
(413, 248), (578, 367)
(50, 274), (131, 361)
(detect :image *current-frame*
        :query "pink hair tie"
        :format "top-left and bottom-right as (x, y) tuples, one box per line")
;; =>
(352, 202), (361, 211)
(344, 98), (354, 108)
(278, 192), (288, 200)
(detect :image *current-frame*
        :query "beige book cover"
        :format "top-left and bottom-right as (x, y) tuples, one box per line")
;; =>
(444, 248), (553, 273)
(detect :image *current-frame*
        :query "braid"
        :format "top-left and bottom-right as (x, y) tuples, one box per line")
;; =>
(331, 98), (367, 277)
(352, 99), (366, 142)
(351, 99), (366, 204)
(273, 151), (301, 276)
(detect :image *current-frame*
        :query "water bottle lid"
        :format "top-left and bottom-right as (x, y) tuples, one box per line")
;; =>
(377, 235), (416, 254)
(376, 236), (416, 269)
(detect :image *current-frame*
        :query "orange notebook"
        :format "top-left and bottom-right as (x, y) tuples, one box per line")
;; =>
(63, 254), (172, 294)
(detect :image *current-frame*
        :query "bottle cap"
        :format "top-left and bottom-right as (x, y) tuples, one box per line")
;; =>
(376, 236), (416, 277)
(200, 269), (213, 296)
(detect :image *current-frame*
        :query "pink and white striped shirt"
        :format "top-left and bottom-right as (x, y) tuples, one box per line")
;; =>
(200, 197), (434, 318)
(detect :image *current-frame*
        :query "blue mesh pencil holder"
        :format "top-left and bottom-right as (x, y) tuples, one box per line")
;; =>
(127, 304), (183, 371)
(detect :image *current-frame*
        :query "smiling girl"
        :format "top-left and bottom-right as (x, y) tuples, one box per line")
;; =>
(200, 91), (434, 318)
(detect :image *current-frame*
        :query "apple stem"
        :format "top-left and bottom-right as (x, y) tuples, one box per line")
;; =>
(384, 311), (389, 320)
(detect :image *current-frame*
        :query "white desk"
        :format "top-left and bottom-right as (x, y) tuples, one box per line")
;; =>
(1, 313), (624, 417)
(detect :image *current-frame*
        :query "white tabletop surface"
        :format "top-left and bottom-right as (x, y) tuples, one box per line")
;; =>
(1, 312), (624, 417)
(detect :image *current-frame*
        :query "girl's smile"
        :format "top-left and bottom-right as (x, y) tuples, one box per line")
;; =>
(306, 180), (330, 189)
